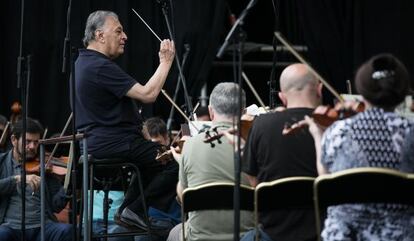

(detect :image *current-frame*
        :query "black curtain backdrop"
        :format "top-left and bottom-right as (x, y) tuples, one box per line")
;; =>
(1, 0), (414, 135)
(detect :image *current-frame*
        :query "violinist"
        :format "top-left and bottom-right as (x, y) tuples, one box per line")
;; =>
(141, 116), (179, 215)
(75, 10), (176, 228)
(194, 106), (211, 121)
(304, 53), (414, 240)
(167, 82), (253, 241)
(142, 117), (171, 146)
(240, 63), (321, 241)
(0, 118), (72, 241)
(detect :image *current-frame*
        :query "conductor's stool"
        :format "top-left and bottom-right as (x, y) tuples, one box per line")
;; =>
(80, 155), (152, 241)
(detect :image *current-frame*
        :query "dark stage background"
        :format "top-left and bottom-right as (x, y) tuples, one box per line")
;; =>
(1, 0), (414, 135)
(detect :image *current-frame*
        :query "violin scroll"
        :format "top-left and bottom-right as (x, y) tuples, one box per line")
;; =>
(155, 139), (185, 163)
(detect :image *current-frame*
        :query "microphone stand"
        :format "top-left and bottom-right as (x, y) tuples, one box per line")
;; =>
(166, 44), (190, 132)
(268, 0), (280, 109)
(61, 0), (79, 240)
(19, 55), (30, 241)
(268, 35), (279, 109)
(158, 0), (194, 117)
(216, 1), (257, 240)
(16, 0), (28, 239)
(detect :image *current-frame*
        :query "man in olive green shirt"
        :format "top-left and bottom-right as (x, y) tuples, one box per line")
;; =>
(167, 82), (253, 241)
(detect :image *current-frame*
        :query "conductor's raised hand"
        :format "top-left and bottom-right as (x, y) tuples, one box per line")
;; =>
(159, 39), (175, 65)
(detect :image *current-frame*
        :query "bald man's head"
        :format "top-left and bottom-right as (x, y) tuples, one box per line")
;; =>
(278, 63), (322, 108)
(280, 63), (318, 93)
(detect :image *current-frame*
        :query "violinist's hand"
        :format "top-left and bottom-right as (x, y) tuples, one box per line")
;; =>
(221, 128), (246, 151)
(14, 174), (41, 192)
(304, 115), (325, 141)
(170, 146), (182, 162)
(304, 116), (329, 175)
(159, 39), (175, 65)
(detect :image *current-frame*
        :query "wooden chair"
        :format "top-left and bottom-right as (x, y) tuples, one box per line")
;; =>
(181, 182), (254, 241)
(314, 167), (414, 241)
(254, 177), (315, 241)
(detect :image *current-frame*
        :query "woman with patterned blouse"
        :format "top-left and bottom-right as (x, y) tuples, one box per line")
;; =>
(306, 53), (414, 241)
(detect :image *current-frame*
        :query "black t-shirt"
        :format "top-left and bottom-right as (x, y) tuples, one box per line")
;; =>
(75, 49), (142, 157)
(242, 108), (317, 241)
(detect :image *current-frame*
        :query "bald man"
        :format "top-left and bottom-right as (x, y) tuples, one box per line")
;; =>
(241, 63), (321, 241)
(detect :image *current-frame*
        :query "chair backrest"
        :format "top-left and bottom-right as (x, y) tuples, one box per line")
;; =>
(182, 182), (254, 213)
(314, 167), (414, 241)
(181, 182), (254, 241)
(255, 176), (315, 212)
(254, 176), (315, 241)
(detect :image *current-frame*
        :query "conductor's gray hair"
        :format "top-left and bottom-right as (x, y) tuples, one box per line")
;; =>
(209, 82), (246, 118)
(83, 10), (118, 47)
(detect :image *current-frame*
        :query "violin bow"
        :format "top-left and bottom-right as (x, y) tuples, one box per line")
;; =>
(46, 113), (73, 163)
(161, 89), (200, 133)
(63, 142), (74, 194)
(242, 72), (267, 110)
(274, 32), (344, 103)
(42, 127), (48, 139)
(0, 121), (10, 146)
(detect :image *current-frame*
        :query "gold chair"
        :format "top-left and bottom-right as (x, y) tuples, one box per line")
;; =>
(314, 167), (414, 241)
(181, 182), (254, 241)
(254, 177), (315, 241)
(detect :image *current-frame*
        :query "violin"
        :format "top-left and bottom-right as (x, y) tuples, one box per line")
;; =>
(25, 153), (69, 177)
(155, 139), (185, 163)
(203, 119), (253, 144)
(282, 101), (365, 135)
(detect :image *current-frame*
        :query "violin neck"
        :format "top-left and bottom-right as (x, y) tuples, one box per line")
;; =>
(50, 159), (68, 168)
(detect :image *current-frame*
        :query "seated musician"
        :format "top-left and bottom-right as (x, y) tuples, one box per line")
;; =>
(74, 10), (177, 228)
(167, 82), (254, 241)
(241, 63), (322, 241)
(0, 118), (72, 241)
(305, 53), (414, 240)
(402, 126), (414, 167)
(194, 106), (211, 121)
(142, 117), (170, 146)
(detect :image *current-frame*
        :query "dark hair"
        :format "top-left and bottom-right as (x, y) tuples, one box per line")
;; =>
(11, 117), (44, 138)
(143, 117), (167, 138)
(0, 115), (7, 126)
(355, 53), (410, 109)
(195, 106), (209, 118)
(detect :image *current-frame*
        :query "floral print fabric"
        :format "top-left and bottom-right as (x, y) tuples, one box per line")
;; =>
(320, 107), (414, 241)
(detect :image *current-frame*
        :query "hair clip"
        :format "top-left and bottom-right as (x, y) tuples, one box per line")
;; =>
(372, 70), (395, 80)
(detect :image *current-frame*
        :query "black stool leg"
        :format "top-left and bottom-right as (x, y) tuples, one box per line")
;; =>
(133, 166), (152, 240)
(103, 185), (111, 241)
(89, 162), (94, 241)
